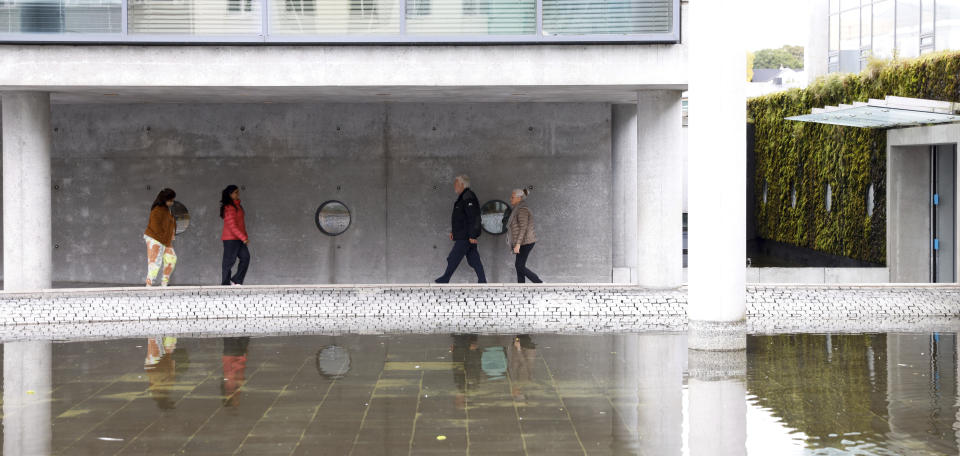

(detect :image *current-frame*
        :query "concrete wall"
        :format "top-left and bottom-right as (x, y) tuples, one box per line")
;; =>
(1, 102), (614, 285)
(682, 267), (890, 284)
(888, 124), (960, 283)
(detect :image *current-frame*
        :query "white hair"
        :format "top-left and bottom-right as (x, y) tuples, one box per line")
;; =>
(512, 188), (530, 200)
(455, 175), (471, 188)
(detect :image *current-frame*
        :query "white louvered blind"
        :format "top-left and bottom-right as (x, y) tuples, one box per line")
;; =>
(128, 0), (261, 34)
(542, 0), (672, 35)
(0, 0), (120, 33)
(404, 0), (534, 35)
(271, 0), (400, 34)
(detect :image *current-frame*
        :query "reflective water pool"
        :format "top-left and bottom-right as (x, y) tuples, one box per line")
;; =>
(1, 333), (957, 455)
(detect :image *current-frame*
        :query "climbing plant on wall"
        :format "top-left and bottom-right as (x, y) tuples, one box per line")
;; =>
(748, 51), (960, 265)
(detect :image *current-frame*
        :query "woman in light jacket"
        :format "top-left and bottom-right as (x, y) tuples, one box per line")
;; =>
(143, 188), (178, 286)
(220, 185), (250, 286)
(507, 188), (542, 283)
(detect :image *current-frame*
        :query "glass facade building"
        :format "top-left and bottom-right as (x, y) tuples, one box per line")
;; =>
(0, 0), (678, 42)
(829, 0), (960, 73)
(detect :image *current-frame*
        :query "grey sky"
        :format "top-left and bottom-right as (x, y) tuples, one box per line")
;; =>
(744, 0), (810, 51)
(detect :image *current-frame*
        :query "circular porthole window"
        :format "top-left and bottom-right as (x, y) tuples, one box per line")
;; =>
(171, 201), (190, 234)
(481, 200), (510, 235)
(315, 201), (351, 236)
(867, 184), (875, 216)
(791, 184), (797, 209)
(825, 184), (832, 212)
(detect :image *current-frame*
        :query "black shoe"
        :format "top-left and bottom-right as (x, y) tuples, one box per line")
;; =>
(434, 277), (449, 284)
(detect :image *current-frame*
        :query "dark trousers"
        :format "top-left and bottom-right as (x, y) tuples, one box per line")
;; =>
(515, 243), (542, 283)
(437, 240), (487, 283)
(222, 240), (250, 285)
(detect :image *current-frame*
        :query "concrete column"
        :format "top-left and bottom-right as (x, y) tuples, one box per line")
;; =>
(612, 104), (639, 284)
(805, 0), (829, 84)
(688, 0), (747, 349)
(1, 92), (52, 291)
(636, 91), (684, 288)
(3, 341), (53, 456)
(687, 350), (747, 456)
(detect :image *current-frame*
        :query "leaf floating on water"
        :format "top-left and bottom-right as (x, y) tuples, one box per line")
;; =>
(98, 437), (124, 442)
(436, 435), (447, 441)
(26, 390), (35, 395)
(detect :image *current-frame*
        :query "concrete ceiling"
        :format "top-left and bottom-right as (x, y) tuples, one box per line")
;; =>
(27, 85), (688, 104)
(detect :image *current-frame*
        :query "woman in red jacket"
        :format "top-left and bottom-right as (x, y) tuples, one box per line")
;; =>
(220, 185), (250, 285)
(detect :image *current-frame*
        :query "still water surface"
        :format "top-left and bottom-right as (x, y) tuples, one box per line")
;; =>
(1, 333), (957, 455)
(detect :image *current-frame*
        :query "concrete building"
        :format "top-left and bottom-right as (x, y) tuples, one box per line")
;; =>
(0, 0), (748, 346)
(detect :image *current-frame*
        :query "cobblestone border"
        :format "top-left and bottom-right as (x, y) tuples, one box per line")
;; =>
(0, 284), (957, 340)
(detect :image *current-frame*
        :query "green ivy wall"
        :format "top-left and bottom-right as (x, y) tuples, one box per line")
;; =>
(748, 51), (960, 264)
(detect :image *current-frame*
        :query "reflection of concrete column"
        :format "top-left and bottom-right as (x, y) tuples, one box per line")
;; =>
(687, 350), (746, 456)
(2, 92), (53, 291)
(4, 341), (52, 456)
(610, 334), (685, 454)
(636, 91), (683, 288)
(636, 333), (684, 454)
(687, 0), (746, 350)
(611, 104), (639, 284)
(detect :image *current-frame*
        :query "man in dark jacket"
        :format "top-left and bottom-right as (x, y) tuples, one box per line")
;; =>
(435, 175), (487, 283)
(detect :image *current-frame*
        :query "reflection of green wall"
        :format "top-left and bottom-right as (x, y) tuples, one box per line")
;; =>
(746, 334), (889, 447)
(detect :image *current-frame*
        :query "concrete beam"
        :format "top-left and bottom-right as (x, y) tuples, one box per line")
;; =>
(2, 92), (52, 291)
(0, 45), (687, 94)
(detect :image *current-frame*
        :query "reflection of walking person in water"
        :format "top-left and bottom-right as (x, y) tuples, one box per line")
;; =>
(450, 334), (482, 410)
(144, 336), (178, 409)
(507, 335), (537, 402)
(221, 337), (250, 407)
(435, 175), (487, 283)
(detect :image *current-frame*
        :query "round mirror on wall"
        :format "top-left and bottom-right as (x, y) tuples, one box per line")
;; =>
(170, 201), (190, 234)
(315, 201), (351, 236)
(481, 200), (510, 235)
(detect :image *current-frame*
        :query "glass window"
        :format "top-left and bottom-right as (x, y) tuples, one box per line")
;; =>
(937, 0), (960, 51)
(896, 0), (921, 57)
(841, 8), (860, 72)
(0, 0), (121, 33)
(872, 0), (895, 58)
(840, 0), (859, 12)
(830, 14), (840, 52)
(405, 0), (535, 35)
(542, 0), (672, 35)
(831, 0), (840, 14)
(271, 0), (400, 34)
(128, 0), (261, 34)
(921, 0), (934, 35)
(861, 2), (872, 48)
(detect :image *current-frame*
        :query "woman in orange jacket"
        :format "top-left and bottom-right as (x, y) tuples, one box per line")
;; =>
(220, 185), (250, 285)
(143, 188), (178, 286)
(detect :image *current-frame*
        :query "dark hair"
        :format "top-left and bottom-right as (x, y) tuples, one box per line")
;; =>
(151, 188), (176, 210)
(220, 185), (239, 219)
